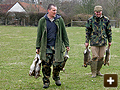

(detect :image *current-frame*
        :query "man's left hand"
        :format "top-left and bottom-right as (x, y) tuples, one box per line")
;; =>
(66, 47), (70, 51)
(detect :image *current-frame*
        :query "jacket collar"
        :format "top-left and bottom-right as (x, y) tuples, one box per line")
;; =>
(44, 13), (61, 22)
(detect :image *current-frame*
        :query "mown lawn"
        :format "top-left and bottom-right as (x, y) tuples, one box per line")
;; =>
(0, 26), (120, 90)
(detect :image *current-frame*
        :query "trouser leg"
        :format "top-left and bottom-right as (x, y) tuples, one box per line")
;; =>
(53, 64), (60, 81)
(97, 46), (106, 76)
(52, 61), (64, 81)
(42, 54), (52, 85)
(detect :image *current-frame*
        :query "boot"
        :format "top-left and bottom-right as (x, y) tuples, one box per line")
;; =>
(43, 83), (49, 88)
(97, 61), (104, 76)
(55, 80), (61, 86)
(90, 61), (97, 78)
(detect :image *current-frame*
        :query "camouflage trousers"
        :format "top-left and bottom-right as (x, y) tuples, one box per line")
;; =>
(42, 53), (65, 85)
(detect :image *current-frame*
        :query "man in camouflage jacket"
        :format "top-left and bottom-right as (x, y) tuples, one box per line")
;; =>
(85, 5), (112, 78)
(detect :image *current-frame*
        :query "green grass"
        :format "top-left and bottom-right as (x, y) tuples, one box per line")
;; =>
(0, 26), (120, 90)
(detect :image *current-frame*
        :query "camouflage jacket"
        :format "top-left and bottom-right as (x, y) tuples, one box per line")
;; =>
(85, 15), (112, 46)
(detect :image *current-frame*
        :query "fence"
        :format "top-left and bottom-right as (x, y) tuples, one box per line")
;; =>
(71, 20), (120, 28)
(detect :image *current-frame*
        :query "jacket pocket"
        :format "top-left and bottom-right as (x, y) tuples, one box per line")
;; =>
(61, 43), (65, 52)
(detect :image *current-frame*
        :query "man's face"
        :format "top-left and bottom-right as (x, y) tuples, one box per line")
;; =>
(48, 6), (57, 18)
(94, 11), (102, 17)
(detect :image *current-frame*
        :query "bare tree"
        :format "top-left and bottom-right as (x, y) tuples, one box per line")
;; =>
(0, 0), (120, 21)
(107, 0), (120, 18)
(0, 0), (2, 4)
(80, 0), (95, 14)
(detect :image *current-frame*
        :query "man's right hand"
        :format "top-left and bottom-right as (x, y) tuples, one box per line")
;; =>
(85, 43), (89, 47)
(36, 49), (40, 54)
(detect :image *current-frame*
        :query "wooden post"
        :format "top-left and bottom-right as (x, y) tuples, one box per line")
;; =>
(5, 19), (7, 25)
(71, 19), (72, 27)
(24, 19), (25, 26)
(117, 21), (119, 28)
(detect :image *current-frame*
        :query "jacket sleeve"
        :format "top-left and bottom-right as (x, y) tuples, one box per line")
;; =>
(60, 17), (69, 47)
(36, 19), (42, 49)
(85, 19), (92, 43)
(106, 20), (112, 43)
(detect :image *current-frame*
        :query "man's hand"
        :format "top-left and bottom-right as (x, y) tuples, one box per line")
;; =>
(66, 47), (70, 51)
(109, 43), (112, 47)
(36, 49), (40, 54)
(85, 43), (89, 47)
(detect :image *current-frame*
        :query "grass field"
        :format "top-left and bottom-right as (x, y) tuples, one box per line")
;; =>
(0, 26), (120, 90)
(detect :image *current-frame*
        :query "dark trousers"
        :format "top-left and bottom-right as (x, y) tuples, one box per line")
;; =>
(42, 53), (65, 85)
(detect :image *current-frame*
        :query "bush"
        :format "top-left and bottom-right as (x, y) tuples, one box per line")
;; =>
(72, 14), (92, 21)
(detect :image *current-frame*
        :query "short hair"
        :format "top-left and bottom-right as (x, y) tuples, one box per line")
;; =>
(47, 4), (56, 10)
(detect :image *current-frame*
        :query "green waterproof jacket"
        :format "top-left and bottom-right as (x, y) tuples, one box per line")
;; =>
(85, 15), (112, 46)
(36, 15), (69, 62)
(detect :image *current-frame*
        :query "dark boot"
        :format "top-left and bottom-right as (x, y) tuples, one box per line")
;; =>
(91, 61), (97, 78)
(43, 83), (49, 88)
(55, 80), (61, 86)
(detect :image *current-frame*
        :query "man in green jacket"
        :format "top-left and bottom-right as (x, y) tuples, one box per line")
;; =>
(85, 5), (112, 78)
(36, 4), (70, 88)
